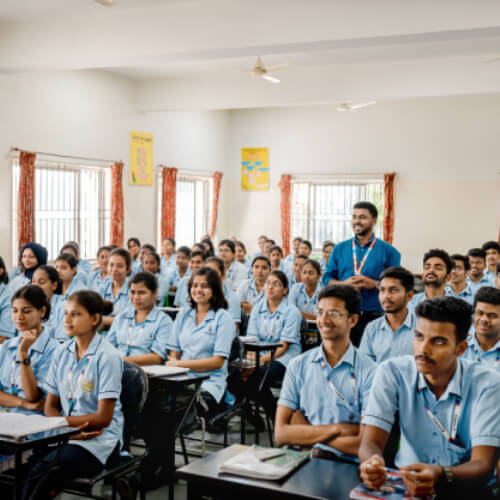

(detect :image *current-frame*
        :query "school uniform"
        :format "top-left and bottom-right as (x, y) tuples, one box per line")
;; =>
(273, 260), (291, 274)
(0, 327), (58, 414)
(467, 275), (494, 296)
(168, 307), (235, 404)
(160, 254), (176, 276)
(99, 278), (131, 317)
(462, 334), (500, 372)
(165, 266), (191, 290)
(61, 275), (87, 301)
(46, 294), (67, 343)
(157, 274), (171, 307)
(223, 283), (242, 324)
(284, 253), (295, 267)
(278, 343), (375, 462)
(444, 285), (474, 305)
(8, 266), (22, 281)
(107, 305), (172, 359)
(88, 269), (109, 293)
(359, 310), (416, 363)
(173, 276), (190, 308)
(286, 271), (298, 289)
(236, 278), (265, 306)
(6, 273), (30, 296)
(484, 268), (497, 285)
(363, 356), (500, 468)
(131, 258), (142, 276)
(224, 260), (248, 291)
(288, 282), (322, 315)
(0, 283), (15, 339)
(77, 259), (92, 276)
(407, 291), (429, 312)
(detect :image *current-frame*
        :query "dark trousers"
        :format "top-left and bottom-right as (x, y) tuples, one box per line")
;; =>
(350, 310), (383, 347)
(228, 360), (286, 418)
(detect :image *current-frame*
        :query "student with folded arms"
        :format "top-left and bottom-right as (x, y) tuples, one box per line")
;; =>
(275, 285), (375, 463)
(237, 255), (271, 314)
(359, 296), (500, 499)
(288, 259), (323, 320)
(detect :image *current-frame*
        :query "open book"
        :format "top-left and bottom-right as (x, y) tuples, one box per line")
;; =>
(218, 445), (309, 480)
(142, 365), (189, 377)
(0, 413), (68, 441)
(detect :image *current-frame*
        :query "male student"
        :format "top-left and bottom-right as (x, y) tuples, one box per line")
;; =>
(218, 239), (248, 290)
(359, 267), (416, 363)
(408, 249), (453, 312)
(359, 296), (500, 499)
(462, 287), (500, 371)
(445, 254), (474, 305)
(275, 285), (375, 463)
(323, 201), (401, 346)
(482, 241), (500, 285)
(467, 248), (491, 296)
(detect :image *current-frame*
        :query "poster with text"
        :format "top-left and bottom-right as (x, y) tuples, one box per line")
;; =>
(241, 147), (269, 191)
(130, 131), (154, 185)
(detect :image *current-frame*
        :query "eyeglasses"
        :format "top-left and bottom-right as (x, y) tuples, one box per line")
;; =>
(265, 281), (284, 288)
(317, 309), (347, 319)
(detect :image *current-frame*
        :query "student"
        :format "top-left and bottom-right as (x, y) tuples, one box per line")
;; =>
(7, 242), (48, 295)
(174, 251), (205, 308)
(56, 253), (87, 300)
(23, 291), (124, 500)
(142, 251), (170, 306)
(462, 287), (500, 371)
(284, 237), (303, 267)
(127, 237), (142, 275)
(237, 255), (271, 314)
(262, 239), (275, 258)
(201, 238), (215, 258)
(228, 270), (302, 423)
(298, 239), (312, 258)
(139, 243), (156, 271)
(269, 245), (290, 273)
(0, 257), (9, 292)
(235, 241), (250, 269)
(467, 248), (491, 296)
(60, 242), (92, 283)
(288, 259), (323, 320)
(32, 265), (66, 342)
(323, 202), (401, 347)
(408, 249), (453, 312)
(0, 285), (58, 414)
(160, 237), (176, 274)
(445, 254), (474, 305)
(218, 239), (248, 291)
(0, 257), (15, 342)
(359, 297), (500, 499)
(482, 241), (500, 285)
(88, 246), (111, 293)
(287, 253), (308, 288)
(252, 235), (268, 261)
(99, 248), (132, 327)
(167, 268), (235, 418)
(275, 285), (375, 462)
(165, 246), (192, 291)
(107, 272), (172, 365)
(192, 242), (207, 257)
(320, 241), (335, 273)
(359, 266), (416, 363)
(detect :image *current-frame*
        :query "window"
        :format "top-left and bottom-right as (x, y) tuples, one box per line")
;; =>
(291, 177), (385, 251)
(11, 159), (111, 264)
(156, 171), (212, 248)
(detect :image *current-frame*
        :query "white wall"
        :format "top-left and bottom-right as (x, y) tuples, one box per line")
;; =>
(219, 96), (500, 272)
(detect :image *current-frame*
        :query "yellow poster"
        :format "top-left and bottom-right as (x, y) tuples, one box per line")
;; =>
(130, 131), (154, 185)
(241, 148), (269, 191)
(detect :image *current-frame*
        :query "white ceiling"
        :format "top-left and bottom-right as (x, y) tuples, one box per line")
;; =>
(2, 0), (500, 110)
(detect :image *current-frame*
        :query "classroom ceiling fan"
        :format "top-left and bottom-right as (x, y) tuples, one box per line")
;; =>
(250, 56), (287, 84)
(336, 101), (376, 111)
(93, 0), (117, 6)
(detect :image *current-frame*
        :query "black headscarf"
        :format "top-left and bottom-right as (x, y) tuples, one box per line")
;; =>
(19, 242), (48, 281)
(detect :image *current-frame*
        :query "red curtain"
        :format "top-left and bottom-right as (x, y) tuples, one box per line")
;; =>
(278, 174), (292, 256)
(208, 171), (223, 237)
(161, 167), (178, 239)
(383, 172), (396, 244)
(18, 151), (36, 250)
(110, 162), (124, 246)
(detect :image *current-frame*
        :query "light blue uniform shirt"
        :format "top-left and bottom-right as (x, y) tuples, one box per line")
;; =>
(88, 270), (110, 293)
(46, 334), (124, 464)
(247, 298), (302, 367)
(407, 291), (427, 312)
(484, 268), (497, 285)
(173, 276), (190, 308)
(288, 282), (322, 315)
(444, 285), (474, 305)
(77, 259), (92, 277)
(224, 260), (248, 291)
(166, 267), (191, 290)
(0, 283), (15, 339)
(168, 307), (235, 403)
(359, 310), (416, 363)
(462, 334), (500, 372)
(236, 278), (265, 306)
(223, 283), (242, 324)
(284, 254), (295, 267)
(156, 274), (171, 307)
(8, 266), (22, 281)
(279, 343), (375, 461)
(61, 275), (87, 301)
(467, 275), (493, 297)
(6, 274), (30, 296)
(107, 306), (172, 359)
(363, 356), (500, 467)
(46, 294), (67, 342)
(99, 278), (131, 317)
(131, 258), (142, 276)
(160, 254), (176, 276)
(0, 327), (58, 414)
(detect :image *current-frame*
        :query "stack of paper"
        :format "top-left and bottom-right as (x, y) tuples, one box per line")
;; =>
(142, 365), (189, 377)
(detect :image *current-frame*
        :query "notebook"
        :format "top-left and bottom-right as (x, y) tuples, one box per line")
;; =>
(142, 365), (189, 377)
(0, 414), (68, 440)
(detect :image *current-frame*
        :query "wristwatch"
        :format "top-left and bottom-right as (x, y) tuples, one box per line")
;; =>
(442, 466), (453, 483)
(17, 358), (31, 366)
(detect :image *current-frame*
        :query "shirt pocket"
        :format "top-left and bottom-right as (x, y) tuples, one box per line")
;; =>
(446, 441), (469, 465)
(335, 398), (360, 423)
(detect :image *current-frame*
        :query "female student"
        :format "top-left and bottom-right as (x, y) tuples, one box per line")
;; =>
(0, 285), (58, 414)
(174, 250), (205, 308)
(288, 259), (323, 320)
(7, 242), (48, 295)
(165, 246), (192, 291)
(60, 242), (92, 283)
(56, 254), (87, 300)
(284, 237), (303, 267)
(287, 253), (308, 288)
(23, 290), (124, 500)
(269, 245), (290, 273)
(237, 255), (271, 314)
(127, 237), (142, 275)
(88, 246), (111, 292)
(142, 251), (170, 306)
(319, 241), (335, 273)
(0, 257), (14, 342)
(32, 265), (66, 341)
(107, 272), (172, 365)
(228, 270), (302, 423)
(218, 239), (248, 291)
(160, 237), (176, 274)
(235, 241), (250, 269)
(167, 267), (235, 418)
(99, 248), (132, 327)
(201, 238), (215, 258)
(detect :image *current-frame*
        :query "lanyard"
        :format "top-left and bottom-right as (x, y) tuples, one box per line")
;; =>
(67, 356), (91, 415)
(419, 391), (462, 443)
(473, 347), (500, 369)
(127, 322), (145, 356)
(263, 311), (280, 339)
(352, 238), (376, 276)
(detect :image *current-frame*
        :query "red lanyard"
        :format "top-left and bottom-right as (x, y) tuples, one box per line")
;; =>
(352, 238), (376, 276)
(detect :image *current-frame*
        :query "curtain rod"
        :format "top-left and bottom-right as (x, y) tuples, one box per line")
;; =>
(156, 165), (215, 177)
(10, 147), (120, 166)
